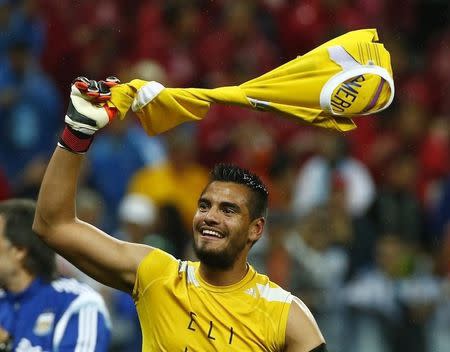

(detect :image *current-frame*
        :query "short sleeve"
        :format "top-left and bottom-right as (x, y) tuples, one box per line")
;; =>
(133, 249), (179, 301)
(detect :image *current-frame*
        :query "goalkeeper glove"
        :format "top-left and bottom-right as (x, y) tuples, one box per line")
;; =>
(58, 76), (120, 154)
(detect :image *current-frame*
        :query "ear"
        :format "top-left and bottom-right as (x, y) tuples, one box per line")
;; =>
(249, 217), (265, 243)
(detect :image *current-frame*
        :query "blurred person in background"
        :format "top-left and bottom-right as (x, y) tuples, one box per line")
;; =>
(133, 1), (203, 86)
(292, 131), (375, 218)
(369, 152), (424, 245)
(12, 155), (47, 199)
(421, 117), (450, 247)
(342, 234), (441, 352)
(265, 150), (299, 213)
(196, 105), (278, 169)
(116, 193), (174, 255)
(159, 2), (202, 87)
(425, 30), (450, 116)
(419, 117), (450, 198)
(364, 100), (429, 185)
(292, 130), (377, 273)
(342, 234), (410, 352)
(367, 128), (444, 320)
(127, 126), (209, 235)
(430, 176), (450, 245)
(284, 206), (350, 302)
(0, 41), (61, 182)
(0, 0), (44, 58)
(283, 205), (351, 352)
(196, 0), (279, 87)
(226, 119), (276, 183)
(153, 203), (191, 259)
(427, 290), (450, 352)
(427, 228), (450, 352)
(0, 199), (111, 351)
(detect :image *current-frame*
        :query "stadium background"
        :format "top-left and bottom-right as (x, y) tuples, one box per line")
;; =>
(0, 0), (449, 351)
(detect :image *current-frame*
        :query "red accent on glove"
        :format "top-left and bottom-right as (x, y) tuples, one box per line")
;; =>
(104, 105), (118, 123)
(59, 126), (94, 153)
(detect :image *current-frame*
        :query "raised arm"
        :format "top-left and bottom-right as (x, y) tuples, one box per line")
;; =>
(33, 78), (152, 292)
(284, 296), (327, 352)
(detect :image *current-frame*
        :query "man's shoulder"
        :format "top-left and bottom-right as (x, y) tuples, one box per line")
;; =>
(138, 248), (180, 273)
(251, 270), (293, 304)
(135, 249), (182, 292)
(51, 277), (93, 293)
(49, 277), (110, 324)
(46, 278), (104, 306)
(49, 277), (105, 304)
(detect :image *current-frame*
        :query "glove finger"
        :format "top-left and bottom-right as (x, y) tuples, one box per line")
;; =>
(86, 80), (100, 98)
(103, 76), (120, 87)
(73, 76), (90, 85)
(96, 81), (112, 102)
(73, 76), (90, 92)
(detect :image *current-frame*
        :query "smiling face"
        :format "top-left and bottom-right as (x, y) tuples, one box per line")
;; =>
(192, 181), (264, 270)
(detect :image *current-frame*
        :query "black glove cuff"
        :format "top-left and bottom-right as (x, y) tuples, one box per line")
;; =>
(58, 126), (94, 154)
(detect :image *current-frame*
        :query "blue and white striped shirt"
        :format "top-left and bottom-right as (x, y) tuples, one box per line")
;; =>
(0, 277), (111, 352)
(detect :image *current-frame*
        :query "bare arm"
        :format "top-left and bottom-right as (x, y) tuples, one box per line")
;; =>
(33, 146), (153, 292)
(284, 296), (326, 352)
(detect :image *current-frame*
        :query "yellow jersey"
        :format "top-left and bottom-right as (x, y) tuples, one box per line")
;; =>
(133, 249), (293, 351)
(110, 29), (394, 134)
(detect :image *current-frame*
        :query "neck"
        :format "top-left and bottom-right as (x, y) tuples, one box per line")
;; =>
(198, 259), (249, 286)
(6, 269), (34, 293)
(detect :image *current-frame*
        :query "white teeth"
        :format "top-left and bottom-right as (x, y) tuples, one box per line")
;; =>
(202, 230), (223, 238)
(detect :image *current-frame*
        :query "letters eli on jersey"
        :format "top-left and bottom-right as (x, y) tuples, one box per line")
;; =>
(133, 249), (294, 351)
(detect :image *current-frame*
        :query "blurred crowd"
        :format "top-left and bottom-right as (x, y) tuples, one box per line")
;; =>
(0, 0), (449, 351)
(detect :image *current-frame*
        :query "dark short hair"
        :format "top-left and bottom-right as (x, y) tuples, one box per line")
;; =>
(0, 199), (56, 281)
(210, 164), (269, 220)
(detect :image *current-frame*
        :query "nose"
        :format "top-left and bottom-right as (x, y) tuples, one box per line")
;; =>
(203, 207), (220, 225)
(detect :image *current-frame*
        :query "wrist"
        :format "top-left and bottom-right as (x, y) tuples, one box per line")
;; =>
(58, 125), (94, 154)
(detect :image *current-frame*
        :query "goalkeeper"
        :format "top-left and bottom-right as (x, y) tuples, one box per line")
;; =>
(33, 77), (328, 352)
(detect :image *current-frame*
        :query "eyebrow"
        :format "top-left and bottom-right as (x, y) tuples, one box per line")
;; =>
(198, 197), (210, 205)
(220, 201), (241, 212)
(198, 198), (241, 212)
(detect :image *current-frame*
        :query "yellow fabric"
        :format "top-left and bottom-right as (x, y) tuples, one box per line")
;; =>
(109, 28), (394, 134)
(133, 249), (292, 351)
(127, 162), (209, 229)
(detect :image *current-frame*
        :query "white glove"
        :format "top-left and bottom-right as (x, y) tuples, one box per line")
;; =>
(58, 76), (119, 153)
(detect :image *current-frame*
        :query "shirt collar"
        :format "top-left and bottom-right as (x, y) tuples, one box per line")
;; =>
(4, 277), (44, 303)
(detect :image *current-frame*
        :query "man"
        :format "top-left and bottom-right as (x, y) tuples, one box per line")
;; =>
(33, 78), (327, 351)
(0, 199), (111, 351)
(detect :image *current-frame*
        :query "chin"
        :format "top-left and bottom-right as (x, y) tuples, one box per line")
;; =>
(193, 246), (235, 270)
